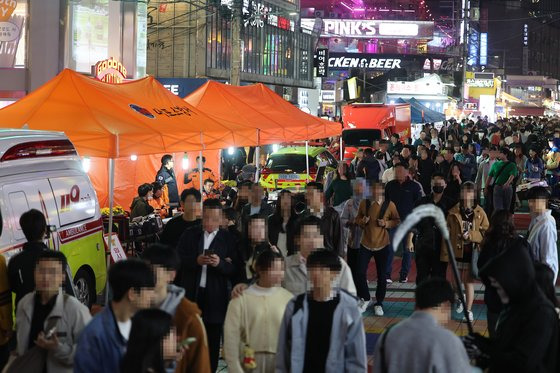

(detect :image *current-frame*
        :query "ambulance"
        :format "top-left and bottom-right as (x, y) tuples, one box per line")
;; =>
(0, 130), (106, 307)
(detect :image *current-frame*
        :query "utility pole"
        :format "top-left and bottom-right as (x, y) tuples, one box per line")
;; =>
(461, 0), (470, 103)
(230, 0), (242, 86)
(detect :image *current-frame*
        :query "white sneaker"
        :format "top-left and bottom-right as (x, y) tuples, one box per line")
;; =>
(386, 278), (393, 284)
(455, 300), (464, 314)
(373, 305), (384, 316)
(463, 310), (474, 322)
(358, 299), (370, 314)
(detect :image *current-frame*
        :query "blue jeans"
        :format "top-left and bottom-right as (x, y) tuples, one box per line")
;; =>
(386, 228), (412, 280)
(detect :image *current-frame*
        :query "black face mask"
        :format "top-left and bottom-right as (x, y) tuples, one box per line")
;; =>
(432, 186), (445, 194)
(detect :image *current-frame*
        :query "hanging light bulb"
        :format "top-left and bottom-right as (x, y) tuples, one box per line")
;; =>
(130, 155), (138, 161)
(182, 152), (189, 170)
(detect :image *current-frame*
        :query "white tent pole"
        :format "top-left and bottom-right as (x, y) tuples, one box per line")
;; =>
(199, 132), (205, 209)
(339, 136), (343, 161)
(305, 140), (310, 182)
(104, 157), (115, 306)
(199, 151), (203, 193)
(255, 129), (260, 182)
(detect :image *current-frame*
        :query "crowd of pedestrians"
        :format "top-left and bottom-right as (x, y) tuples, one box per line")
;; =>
(0, 115), (558, 372)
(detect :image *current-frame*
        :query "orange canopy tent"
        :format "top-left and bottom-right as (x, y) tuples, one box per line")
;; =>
(0, 69), (258, 157)
(185, 81), (341, 143)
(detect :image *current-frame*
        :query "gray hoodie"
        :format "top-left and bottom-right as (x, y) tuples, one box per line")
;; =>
(160, 284), (186, 315)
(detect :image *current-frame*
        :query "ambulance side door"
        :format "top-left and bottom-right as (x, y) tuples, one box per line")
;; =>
(2, 180), (60, 260)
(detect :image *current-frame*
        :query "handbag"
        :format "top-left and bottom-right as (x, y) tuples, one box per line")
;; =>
(2, 347), (47, 373)
(2, 314), (60, 373)
(241, 296), (256, 370)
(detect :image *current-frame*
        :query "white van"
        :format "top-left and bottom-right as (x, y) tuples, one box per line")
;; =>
(0, 130), (106, 307)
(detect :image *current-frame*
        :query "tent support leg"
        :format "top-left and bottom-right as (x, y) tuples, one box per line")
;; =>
(199, 151), (203, 207)
(255, 129), (260, 182)
(305, 140), (309, 183)
(104, 158), (115, 306)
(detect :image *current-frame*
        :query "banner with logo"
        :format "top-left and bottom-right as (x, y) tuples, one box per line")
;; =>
(0, 0), (24, 68)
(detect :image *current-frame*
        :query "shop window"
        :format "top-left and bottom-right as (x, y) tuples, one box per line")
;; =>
(66, 0), (109, 73)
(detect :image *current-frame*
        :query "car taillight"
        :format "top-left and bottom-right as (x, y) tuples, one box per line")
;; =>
(260, 168), (272, 177)
(1, 140), (77, 162)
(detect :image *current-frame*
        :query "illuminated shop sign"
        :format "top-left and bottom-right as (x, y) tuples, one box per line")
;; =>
(241, 0), (295, 31)
(466, 78), (494, 88)
(479, 33), (487, 66)
(315, 48), (328, 77)
(301, 18), (434, 40)
(467, 29), (479, 66)
(328, 55), (402, 70)
(387, 81), (445, 96)
(423, 58), (458, 71)
(523, 24), (528, 47)
(320, 90), (335, 103)
(93, 57), (127, 83)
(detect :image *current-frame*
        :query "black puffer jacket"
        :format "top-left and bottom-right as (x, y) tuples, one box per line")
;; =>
(478, 245), (559, 373)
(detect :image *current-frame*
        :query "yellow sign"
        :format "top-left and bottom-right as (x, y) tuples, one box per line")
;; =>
(0, 0), (17, 22)
(93, 57), (127, 84)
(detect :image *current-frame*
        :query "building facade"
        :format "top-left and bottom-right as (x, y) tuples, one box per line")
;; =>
(146, 0), (315, 91)
(0, 0), (147, 107)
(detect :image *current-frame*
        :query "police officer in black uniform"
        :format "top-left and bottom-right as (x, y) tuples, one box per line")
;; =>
(156, 154), (179, 208)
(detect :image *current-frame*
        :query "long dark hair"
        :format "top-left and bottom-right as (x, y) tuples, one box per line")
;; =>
(121, 309), (173, 373)
(482, 209), (515, 249)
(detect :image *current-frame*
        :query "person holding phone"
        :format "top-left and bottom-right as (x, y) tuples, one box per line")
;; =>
(176, 199), (240, 373)
(142, 245), (211, 373)
(13, 250), (91, 373)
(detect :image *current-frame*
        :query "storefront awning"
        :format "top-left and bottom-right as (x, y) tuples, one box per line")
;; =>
(500, 92), (524, 103)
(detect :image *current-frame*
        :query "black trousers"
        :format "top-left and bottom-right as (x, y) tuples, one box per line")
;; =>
(355, 245), (389, 305)
(347, 246), (359, 285)
(416, 247), (448, 285)
(487, 309), (500, 339)
(204, 321), (223, 373)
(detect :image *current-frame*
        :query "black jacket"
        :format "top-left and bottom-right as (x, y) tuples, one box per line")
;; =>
(478, 245), (558, 373)
(301, 207), (344, 256)
(175, 227), (240, 324)
(413, 194), (452, 254)
(156, 167), (179, 204)
(418, 158), (436, 195)
(8, 242), (48, 307)
(8, 242), (74, 308)
(356, 155), (381, 181)
(268, 213), (297, 256)
(477, 236), (525, 314)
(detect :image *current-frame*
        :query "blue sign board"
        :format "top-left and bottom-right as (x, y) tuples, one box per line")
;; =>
(156, 78), (208, 98)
